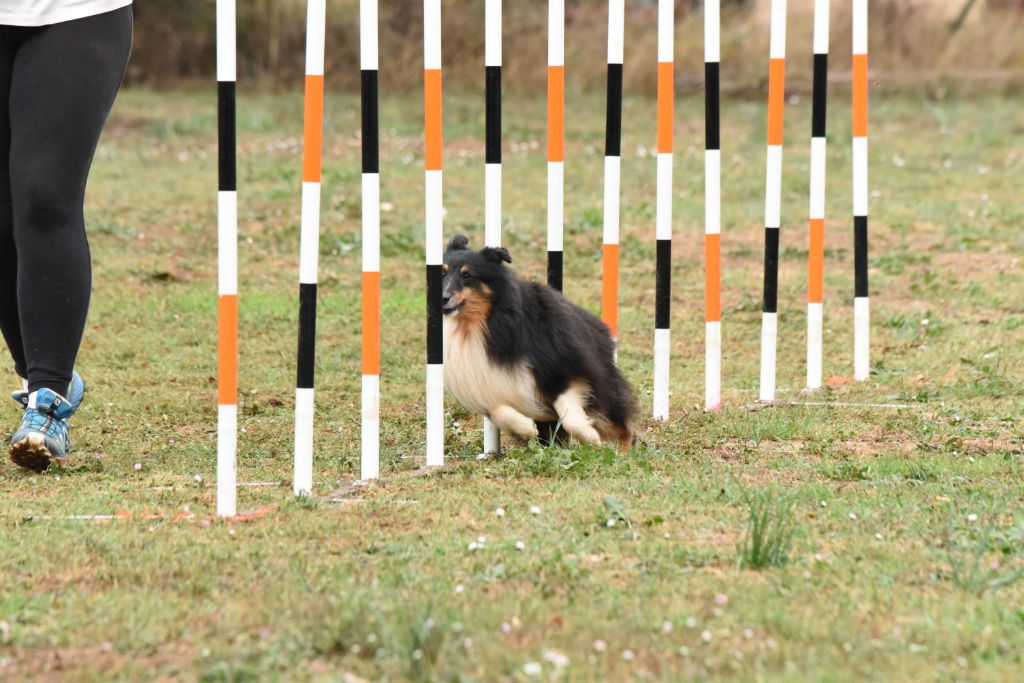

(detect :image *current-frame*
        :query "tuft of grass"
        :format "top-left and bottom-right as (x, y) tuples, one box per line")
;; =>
(737, 489), (798, 571)
(944, 506), (1024, 597)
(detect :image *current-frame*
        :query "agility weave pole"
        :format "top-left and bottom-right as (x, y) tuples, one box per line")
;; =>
(361, 0), (381, 480)
(547, 0), (565, 292)
(806, 0), (829, 391)
(602, 0), (625, 356)
(481, 0), (503, 455)
(852, 0), (870, 381)
(652, 0), (673, 421)
(424, 0), (445, 468)
(759, 0), (787, 404)
(293, 0), (326, 496)
(216, 0), (238, 517)
(704, 0), (721, 412)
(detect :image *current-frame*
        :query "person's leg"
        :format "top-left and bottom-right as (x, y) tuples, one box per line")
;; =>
(0, 28), (28, 381)
(8, 7), (132, 396)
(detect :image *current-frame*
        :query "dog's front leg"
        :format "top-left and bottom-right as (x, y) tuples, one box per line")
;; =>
(489, 405), (539, 443)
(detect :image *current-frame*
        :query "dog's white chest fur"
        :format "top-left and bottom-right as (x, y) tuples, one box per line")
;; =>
(443, 317), (552, 421)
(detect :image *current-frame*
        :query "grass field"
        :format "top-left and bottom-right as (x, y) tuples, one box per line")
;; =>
(1, 87), (1022, 681)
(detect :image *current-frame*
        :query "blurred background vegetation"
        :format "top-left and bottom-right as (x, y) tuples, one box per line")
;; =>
(129, 0), (1024, 95)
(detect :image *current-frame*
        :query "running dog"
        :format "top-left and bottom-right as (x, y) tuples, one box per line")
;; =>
(441, 235), (637, 448)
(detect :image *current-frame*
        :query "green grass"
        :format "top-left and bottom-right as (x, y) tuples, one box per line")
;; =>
(0, 88), (1022, 680)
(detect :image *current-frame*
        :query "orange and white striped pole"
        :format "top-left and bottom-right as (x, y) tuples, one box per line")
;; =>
(759, 0), (787, 403)
(807, 0), (829, 390)
(852, 0), (870, 381)
(293, 0), (326, 495)
(547, 0), (565, 291)
(360, 0), (381, 480)
(704, 0), (721, 411)
(652, 0), (673, 420)
(424, 0), (445, 468)
(216, 0), (238, 517)
(602, 0), (624, 355)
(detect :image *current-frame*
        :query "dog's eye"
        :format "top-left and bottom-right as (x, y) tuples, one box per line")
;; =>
(461, 271), (471, 281)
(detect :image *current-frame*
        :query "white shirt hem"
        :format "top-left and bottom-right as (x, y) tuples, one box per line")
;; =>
(1, 1), (132, 27)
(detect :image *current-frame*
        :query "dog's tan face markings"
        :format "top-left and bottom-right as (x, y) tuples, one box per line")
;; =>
(442, 264), (449, 273)
(449, 282), (492, 336)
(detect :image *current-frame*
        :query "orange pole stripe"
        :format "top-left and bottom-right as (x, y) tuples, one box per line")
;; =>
(767, 58), (786, 147)
(602, 244), (619, 337)
(302, 75), (325, 183)
(657, 62), (673, 154)
(362, 271), (381, 375)
(808, 219), (825, 303)
(852, 54), (868, 138)
(424, 69), (443, 171)
(217, 295), (238, 405)
(705, 234), (721, 322)
(547, 66), (565, 162)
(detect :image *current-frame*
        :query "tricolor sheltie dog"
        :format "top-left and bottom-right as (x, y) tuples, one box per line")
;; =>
(442, 235), (637, 449)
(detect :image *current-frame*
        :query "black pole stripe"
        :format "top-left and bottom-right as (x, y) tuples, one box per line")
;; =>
(217, 81), (236, 192)
(547, 251), (563, 292)
(812, 54), (828, 139)
(426, 264), (443, 364)
(655, 239), (671, 329)
(854, 215), (869, 297)
(485, 66), (502, 164)
(296, 283), (317, 388)
(704, 62), (720, 151)
(762, 228), (779, 313)
(605, 63), (623, 157)
(361, 70), (379, 174)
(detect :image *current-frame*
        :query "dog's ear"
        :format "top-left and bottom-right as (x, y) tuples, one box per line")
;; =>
(481, 246), (512, 265)
(445, 235), (470, 252)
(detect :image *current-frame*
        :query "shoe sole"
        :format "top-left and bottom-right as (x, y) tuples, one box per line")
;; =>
(9, 432), (65, 472)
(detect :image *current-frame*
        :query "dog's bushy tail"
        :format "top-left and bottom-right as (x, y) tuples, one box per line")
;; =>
(593, 364), (638, 450)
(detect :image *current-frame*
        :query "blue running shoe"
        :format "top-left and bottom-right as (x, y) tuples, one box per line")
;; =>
(11, 371), (85, 413)
(9, 388), (78, 470)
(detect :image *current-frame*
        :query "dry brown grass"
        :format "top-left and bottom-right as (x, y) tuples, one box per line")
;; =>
(129, 0), (1024, 95)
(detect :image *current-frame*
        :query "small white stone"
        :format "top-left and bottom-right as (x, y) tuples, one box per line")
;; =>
(133, 463), (142, 471)
(820, 500), (827, 508)
(661, 621), (673, 634)
(606, 518), (617, 527)
(529, 505), (542, 515)
(875, 532), (884, 540)
(593, 639), (608, 652)
(523, 662), (542, 676)
(454, 584), (465, 594)
(495, 507), (505, 517)
(515, 540), (526, 551)
(701, 630), (713, 642)
(849, 512), (858, 520)
(967, 513), (978, 522)
(685, 617), (698, 629)
(193, 474), (202, 483)
(622, 649), (635, 661)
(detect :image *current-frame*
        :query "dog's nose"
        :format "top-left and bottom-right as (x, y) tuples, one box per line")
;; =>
(442, 295), (451, 307)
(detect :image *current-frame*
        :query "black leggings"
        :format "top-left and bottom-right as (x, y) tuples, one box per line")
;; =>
(0, 7), (131, 396)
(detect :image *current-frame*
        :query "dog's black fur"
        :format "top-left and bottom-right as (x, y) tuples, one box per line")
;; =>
(442, 235), (637, 447)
